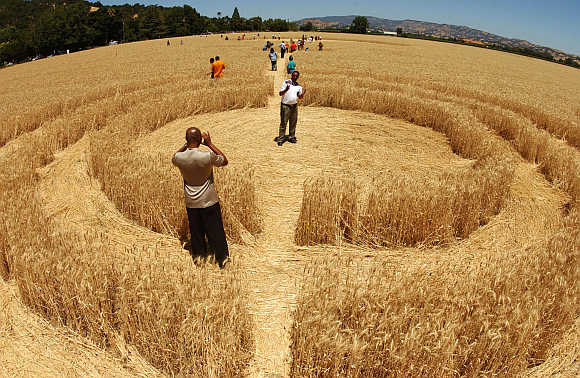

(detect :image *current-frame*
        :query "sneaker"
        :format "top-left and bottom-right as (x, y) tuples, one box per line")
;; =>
(277, 141), (284, 146)
(287, 136), (297, 143)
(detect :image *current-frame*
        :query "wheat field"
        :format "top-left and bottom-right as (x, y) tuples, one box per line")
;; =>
(0, 32), (578, 377)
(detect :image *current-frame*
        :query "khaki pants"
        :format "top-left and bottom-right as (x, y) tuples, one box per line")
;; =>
(279, 103), (298, 139)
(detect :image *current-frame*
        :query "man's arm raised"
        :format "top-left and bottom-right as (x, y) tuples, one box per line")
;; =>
(279, 83), (290, 96)
(202, 132), (228, 166)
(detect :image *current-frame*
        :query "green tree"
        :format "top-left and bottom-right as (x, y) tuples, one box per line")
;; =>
(231, 7), (241, 31)
(300, 21), (314, 31)
(264, 18), (289, 32)
(183, 5), (203, 35)
(288, 22), (299, 31)
(139, 6), (162, 39)
(0, 25), (33, 62)
(350, 16), (368, 34)
(247, 16), (262, 31)
(164, 6), (185, 36)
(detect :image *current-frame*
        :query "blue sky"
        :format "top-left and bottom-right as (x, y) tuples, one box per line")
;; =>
(100, 0), (580, 55)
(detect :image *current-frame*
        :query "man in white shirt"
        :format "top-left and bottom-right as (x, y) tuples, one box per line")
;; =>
(172, 127), (230, 268)
(276, 71), (306, 146)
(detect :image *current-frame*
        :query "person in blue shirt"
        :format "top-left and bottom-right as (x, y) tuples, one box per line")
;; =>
(287, 55), (296, 74)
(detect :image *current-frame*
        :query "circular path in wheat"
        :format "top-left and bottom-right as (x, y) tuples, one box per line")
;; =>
(30, 65), (570, 377)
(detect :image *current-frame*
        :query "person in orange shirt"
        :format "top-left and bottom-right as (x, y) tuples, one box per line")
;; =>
(212, 56), (226, 78)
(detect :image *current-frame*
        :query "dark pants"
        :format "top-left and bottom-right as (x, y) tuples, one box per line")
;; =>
(271, 60), (277, 71)
(186, 203), (228, 263)
(279, 103), (298, 139)
(281, 49), (285, 58)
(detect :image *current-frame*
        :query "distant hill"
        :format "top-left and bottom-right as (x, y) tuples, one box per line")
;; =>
(297, 15), (579, 64)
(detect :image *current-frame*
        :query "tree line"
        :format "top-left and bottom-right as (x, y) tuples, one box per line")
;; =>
(0, 0), (299, 64)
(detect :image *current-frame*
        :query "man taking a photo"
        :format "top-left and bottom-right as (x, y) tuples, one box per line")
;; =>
(172, 127), (230, 268)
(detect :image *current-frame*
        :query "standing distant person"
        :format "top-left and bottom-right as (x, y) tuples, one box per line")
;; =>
(213, 56), (225, 78)
(209, 57), (215, 78)
(275, 71), (306, 146)
(287, 55), (296, 74)
(290, 41), (297, 52)
(172, 127), (230, 268)
(280, 41), (286, 58)
(269, 48), (278, 71)
(318, 41), (323, 51)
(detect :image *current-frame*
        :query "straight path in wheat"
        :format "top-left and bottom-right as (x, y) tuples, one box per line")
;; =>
(242, 56), (306, 377)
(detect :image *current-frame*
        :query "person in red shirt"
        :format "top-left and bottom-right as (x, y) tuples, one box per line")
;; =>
(290, 41), (297, 52)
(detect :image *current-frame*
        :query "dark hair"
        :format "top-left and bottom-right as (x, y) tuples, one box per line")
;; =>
(293, 70), (300, 76)
(289, 55), (293, 60)
(215, 56), (220, 60)
(210, 58), (214, 63)
(270, 48), (274, 53)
